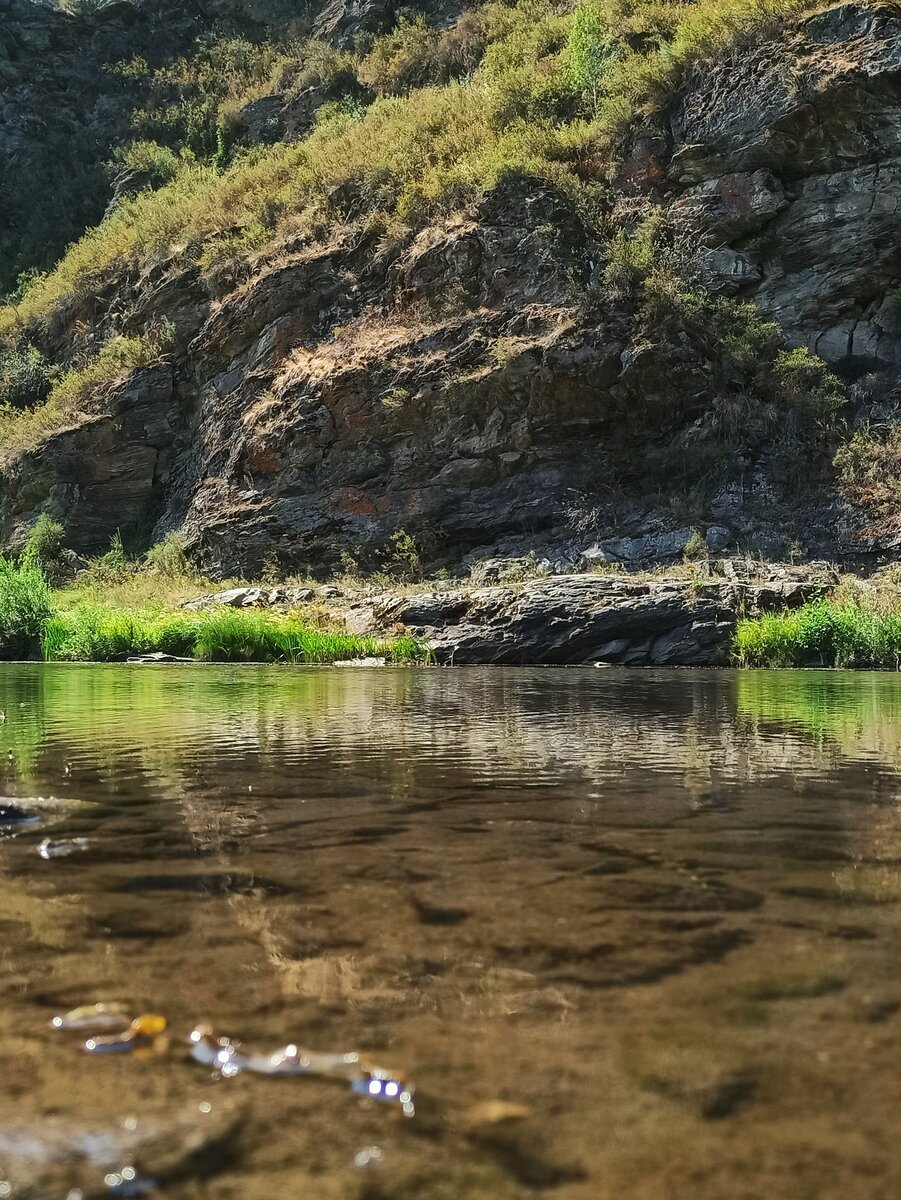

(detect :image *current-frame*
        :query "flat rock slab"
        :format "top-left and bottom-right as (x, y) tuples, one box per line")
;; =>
(346, 576), (822, 666)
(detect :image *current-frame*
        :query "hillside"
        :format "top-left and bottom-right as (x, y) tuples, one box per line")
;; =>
(1, 0), (899, 577)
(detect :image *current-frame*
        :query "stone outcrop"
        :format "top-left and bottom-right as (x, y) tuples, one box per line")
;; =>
(665, 3), (901, 370)
(345, 575), (823, 665)
(0, 366), (177, 553)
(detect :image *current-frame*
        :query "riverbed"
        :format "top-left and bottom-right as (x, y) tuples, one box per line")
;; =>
(0, 665), (899, 1198)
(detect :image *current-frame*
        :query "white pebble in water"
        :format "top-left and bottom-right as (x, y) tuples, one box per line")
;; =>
(354, 1146), (383, 1169)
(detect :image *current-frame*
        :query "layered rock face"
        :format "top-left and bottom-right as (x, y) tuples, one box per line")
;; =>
(3, 2), (901, 572)
(665, 3), (901, 371)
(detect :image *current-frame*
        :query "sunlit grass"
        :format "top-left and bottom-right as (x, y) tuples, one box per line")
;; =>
(734, 600), (901, 668)
(41, 603), (429, 663)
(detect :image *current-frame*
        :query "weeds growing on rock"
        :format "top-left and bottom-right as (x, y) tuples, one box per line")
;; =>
(0, 329), (173, 455)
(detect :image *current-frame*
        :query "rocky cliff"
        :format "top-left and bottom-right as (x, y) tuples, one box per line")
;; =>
(2, 0), (900, 576)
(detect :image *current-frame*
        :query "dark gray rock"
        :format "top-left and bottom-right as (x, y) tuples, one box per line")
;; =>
(347, 575), (822, 665)
(666, 3), (901, 370)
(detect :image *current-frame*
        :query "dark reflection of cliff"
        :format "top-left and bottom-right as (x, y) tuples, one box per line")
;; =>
(0, 665), (901, 1199)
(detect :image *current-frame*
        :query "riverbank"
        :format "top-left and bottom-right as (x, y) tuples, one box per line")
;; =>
(4, 542), (901, 667)
(0, 557), (428, 664)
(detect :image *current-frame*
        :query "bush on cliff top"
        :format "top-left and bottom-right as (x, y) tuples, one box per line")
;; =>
(0, 0), (815, 337)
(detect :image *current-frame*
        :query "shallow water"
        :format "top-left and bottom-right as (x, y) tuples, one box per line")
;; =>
(1, 665), (901, 1198)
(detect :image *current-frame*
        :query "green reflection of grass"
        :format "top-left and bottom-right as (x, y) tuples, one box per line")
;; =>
(736, 670), (901, 761)
(0, 663), (426, 792)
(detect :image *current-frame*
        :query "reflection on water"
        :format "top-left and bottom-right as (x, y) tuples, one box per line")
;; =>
(1, 666), (901, 1197)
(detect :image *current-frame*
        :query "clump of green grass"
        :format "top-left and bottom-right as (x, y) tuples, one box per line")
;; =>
(143, 531), (196, 578)
(0, 557), (53, 658)
(41, 603), (429, 663)
(734, 600), (901, 668)
(21, 513), (65, 573)
(40, 605), (196, 662)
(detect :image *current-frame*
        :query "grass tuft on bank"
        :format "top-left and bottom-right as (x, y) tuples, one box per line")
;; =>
(41, 604), (426, 663)
(734, 601), (901, 669)
(0, 555), (428, 663)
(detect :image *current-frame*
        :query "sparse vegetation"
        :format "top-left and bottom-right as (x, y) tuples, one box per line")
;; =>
(834, 423), (901, 541)
(0, 328), (172, 455)
(0, 0), (818, 338)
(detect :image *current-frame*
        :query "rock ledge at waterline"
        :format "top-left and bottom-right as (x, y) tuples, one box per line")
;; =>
(187, 575), (823, 666)
(349, 576), (821, 665)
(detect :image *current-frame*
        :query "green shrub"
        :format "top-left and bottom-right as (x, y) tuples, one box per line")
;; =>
(21, 514), (65, 574)
(110, 140), (182, 188)
(602, 210), (663, 296)
(0, 558), (53, 659)
(83, 531), (133, 586)
(144, 532), (195, 578)
(359, 11), (488, 95)
(127, 36), (295, 160)
(385, 529), (423, 580)
(0, 346), (55, 410)
(682, 529), (708, 561)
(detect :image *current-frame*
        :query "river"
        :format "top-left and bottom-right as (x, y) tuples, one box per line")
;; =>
(0, 664), (899, 1198)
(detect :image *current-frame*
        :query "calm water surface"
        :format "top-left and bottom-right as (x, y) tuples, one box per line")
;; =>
(1, 665), (900, 1198)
